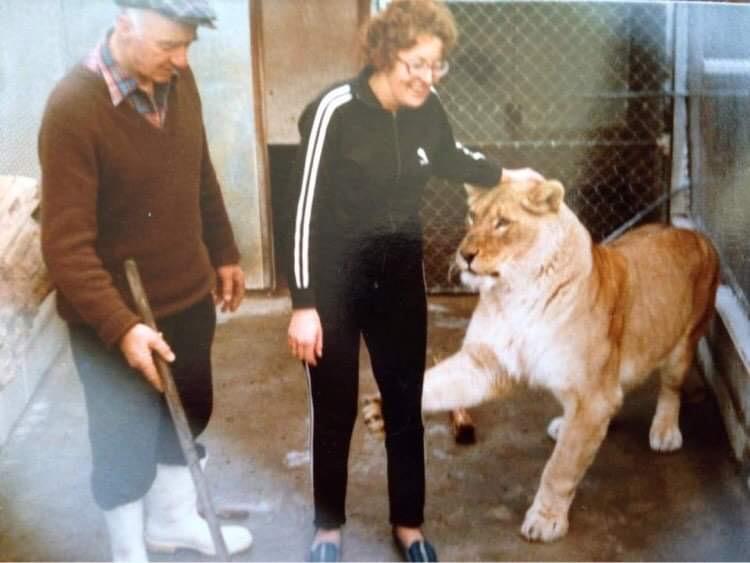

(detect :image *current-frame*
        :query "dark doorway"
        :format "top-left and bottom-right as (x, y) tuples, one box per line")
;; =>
(268, 144), (299, 289)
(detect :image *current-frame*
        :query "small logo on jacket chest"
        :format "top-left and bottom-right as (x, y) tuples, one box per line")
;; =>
(417, 147), (430, 167)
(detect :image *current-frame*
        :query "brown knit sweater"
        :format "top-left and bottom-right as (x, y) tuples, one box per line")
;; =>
(39, 64), (240, 347)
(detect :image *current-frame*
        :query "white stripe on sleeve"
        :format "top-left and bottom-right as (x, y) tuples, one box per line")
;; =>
(293, 85), (352, 289)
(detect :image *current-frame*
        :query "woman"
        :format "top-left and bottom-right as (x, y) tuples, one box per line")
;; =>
(285, 1), (542, 560)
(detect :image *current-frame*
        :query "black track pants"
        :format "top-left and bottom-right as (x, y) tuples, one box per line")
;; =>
(307, 256), (427, 529)
(69, 296), (215, 510)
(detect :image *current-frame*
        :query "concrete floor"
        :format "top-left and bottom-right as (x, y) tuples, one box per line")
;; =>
(1, 293), (749, 562)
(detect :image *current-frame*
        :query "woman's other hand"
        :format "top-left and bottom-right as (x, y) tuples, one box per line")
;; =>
(288, 308), (324, 366)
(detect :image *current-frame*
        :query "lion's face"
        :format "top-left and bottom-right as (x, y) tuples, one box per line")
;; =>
(456, 179), (565, 288)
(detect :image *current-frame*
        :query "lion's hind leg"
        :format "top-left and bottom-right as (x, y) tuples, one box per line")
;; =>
(650, 234), (719, 452)
(649, 337), (694, 452)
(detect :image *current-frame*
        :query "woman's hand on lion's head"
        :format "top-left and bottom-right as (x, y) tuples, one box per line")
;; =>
(500, 167), (545, 186)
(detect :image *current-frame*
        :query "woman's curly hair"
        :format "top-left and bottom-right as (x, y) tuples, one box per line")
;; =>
(361, 0), (457, 71)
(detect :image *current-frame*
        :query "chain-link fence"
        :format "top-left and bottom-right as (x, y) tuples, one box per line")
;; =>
(422, 1), (673, 291)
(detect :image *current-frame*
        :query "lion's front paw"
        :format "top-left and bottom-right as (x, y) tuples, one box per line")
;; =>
(649, 422), (682, 452)
(521, 502), (569, 542)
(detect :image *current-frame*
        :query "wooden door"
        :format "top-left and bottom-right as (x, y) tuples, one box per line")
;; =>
(250, 0), (370, 286)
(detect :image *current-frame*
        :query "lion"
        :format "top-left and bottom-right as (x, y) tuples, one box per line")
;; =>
(421, 178), (719, 542)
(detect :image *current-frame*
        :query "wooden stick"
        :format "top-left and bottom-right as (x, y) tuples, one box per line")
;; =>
(124, 259), (230, 562)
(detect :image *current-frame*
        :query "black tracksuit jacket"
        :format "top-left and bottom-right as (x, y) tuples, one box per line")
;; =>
(284, 66), (502, 309)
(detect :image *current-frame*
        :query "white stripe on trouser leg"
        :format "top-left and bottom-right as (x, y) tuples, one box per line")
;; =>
(304, 362), (315, 511)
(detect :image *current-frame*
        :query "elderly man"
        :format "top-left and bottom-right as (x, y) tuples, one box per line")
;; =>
(38, 1), (252, 560)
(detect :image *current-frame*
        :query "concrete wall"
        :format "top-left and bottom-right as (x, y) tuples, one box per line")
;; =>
(0, 0), (266, 446)
(0, 0), (268, 288)
(0, 176), (65, 447)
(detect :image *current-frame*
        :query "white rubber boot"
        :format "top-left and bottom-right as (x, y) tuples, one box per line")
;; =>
(103, 500), (148, 562)
(144, 463), (253, 556)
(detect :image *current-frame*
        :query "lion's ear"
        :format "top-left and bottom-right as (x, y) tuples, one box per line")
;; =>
(464, 184), (487, 207)
(522, 180), (565, 215)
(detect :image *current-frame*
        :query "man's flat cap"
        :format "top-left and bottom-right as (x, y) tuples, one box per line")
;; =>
(115, 0), (217, 28)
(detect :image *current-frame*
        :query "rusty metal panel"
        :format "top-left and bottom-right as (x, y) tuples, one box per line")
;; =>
(260, 0), (363, 144)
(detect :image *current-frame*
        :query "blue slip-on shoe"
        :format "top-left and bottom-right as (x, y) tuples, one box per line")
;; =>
(308, 541), (340, 562)
(392, 531), (438, 562)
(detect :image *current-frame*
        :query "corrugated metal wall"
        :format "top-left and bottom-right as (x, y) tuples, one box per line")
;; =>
(685, 2), (750, 465)
(687, 2), (750, 314)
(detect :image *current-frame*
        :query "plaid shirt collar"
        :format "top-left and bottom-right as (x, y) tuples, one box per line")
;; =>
(85, 30), (178, 127)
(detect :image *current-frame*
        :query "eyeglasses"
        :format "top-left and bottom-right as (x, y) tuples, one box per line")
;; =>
(397, 56), (450, 80)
